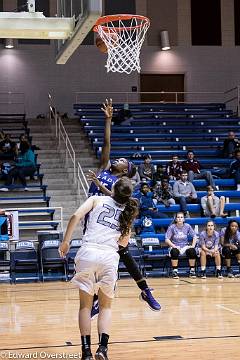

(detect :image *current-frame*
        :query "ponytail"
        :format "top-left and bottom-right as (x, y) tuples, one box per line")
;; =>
(119, 198), (139, 236)
(112, 177), (139, 236)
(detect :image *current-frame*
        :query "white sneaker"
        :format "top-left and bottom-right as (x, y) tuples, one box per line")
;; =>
(0, 187), (9, 192)
(237, 185), (240, 191)
(172, 270), (179, 279)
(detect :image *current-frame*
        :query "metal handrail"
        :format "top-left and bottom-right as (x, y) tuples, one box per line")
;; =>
(75, 86), (240, 116)
(48, 93), (88, 200)
(77, 162), (89, 198)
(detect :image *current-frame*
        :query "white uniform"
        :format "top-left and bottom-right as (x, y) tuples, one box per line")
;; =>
(71, 196), (124, 298)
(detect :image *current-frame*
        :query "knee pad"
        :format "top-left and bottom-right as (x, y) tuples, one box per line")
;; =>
(186, 247), (197, 259)
(222, 246), (231, 259)
(170, 248), (180, 259)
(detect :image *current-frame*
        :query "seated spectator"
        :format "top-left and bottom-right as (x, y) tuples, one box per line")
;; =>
(165, 212), (198, 278)
(223, 130), (240, 158)
(229, 150), (240, 190)
(17, 133), (40, 155)
(201, 185), (227, 218)
(153, 178), (175, 207)
(0, 141), (36, 191)
(137, 182), (168, 222)
(0, 162), (14, 181)
(198, 220), (222, 279)
(173, 171), (198, 217)
(130, 168), (141, 189)
(220, 220), (240, 277)
(0, 130), (5, 141)
(113, 104), (133, 126)
(182, 150), (216, 189)
(152, 164), (165, 186)
(166, 154), (182, 180)
(0, 133), (17, 161)
(138, 154), (155, 182)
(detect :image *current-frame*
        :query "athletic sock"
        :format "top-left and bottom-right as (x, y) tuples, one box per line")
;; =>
(136, 279), (148, 291)
(99, 333), (109, 348)
(81, 335), (91, 354)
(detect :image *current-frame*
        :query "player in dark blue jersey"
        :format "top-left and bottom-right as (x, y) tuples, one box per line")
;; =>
(87, 99), (161, 316)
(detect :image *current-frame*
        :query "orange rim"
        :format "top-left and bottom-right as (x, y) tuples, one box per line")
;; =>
(93, 14), (150, 33)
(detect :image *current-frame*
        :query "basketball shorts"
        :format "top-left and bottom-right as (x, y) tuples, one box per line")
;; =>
(71, 243), (119, 299)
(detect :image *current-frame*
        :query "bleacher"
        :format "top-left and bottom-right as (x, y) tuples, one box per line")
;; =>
(0, 113), (61, 242)
(75, 101), (240, 277)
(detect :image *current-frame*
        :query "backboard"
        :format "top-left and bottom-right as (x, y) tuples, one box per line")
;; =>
(55, 0), (103, 64)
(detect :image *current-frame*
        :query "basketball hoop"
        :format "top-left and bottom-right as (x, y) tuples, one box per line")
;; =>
(93, 14), (150, 74)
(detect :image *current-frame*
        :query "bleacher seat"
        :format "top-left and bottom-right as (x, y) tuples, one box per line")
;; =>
(40, 239), (67, 282)
(11, 241), (39, 283)
(0, 242), (11, 282)
(66, 239), (82, 279)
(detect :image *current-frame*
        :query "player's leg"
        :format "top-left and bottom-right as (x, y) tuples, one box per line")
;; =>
(79, 289), (94, 360)
(118, 245), (161, 311)
(95, 289), (112, 360)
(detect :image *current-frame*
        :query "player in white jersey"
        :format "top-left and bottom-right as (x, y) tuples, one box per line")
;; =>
(59, 178), (138, 360)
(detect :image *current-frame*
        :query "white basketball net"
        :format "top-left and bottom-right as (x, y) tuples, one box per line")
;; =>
(96, 16), (150, 74)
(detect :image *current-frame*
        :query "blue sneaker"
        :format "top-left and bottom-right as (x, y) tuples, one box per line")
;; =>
(91, 299), (99, 320)
(139, 288), (161, 311)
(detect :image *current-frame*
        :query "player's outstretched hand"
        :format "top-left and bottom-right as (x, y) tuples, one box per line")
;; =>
(101, 98), (113, 119)
(87, 170), (100, 185)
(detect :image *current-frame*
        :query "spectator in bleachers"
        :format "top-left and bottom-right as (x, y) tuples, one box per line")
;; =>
(166, 154), (183, 180)
(152, 164), (165, 186)
(220, 220), (240, 277)
(0, 141), (36, 191)
(182, 150), (216, 189)
(153, 177), (175, 207)
(138, 154), (155, 182)
(113, 104), (133, 126)
(138, 183), (168, 220)
(165, 212), (198, 278)
(198, 220), (222, 279)
(229, 150), (240, 191)
(0, 130), (5, 142)
(223, 131), (240, 158)
(173, 171), (198, 217)
(201, 185), (227, 218)
(16, 134), (30, 154)
(0, 133), (17, 161)
(130, 168), (141, 189)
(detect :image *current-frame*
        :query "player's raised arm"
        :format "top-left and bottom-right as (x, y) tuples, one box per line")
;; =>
(99, 98), (113, 170)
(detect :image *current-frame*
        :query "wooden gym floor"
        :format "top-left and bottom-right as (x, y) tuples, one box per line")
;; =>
(0, 277), (240, 360)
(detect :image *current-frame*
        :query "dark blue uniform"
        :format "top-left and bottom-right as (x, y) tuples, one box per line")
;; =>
(88, 170), (118, 196)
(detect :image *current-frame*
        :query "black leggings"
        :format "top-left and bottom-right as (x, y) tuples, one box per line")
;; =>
(222, 246), (240, 259)
(118, 245), (143, 283)
(170, 247), (197, 260)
